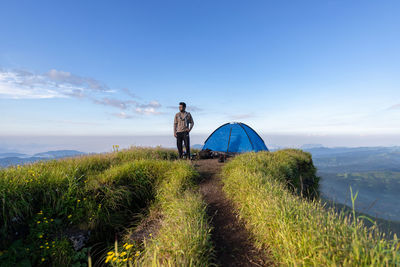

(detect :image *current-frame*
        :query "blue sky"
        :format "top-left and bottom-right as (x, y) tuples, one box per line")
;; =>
(1, 1), (400, 142)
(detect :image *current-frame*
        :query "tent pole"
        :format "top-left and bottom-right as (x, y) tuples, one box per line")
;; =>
(226, 127), (233, 153)
(238, 123), (255, 151)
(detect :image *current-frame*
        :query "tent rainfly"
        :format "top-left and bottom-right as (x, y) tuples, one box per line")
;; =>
(202, 122), (268, 153)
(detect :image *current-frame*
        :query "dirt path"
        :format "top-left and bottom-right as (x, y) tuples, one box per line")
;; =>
(194, 159), (272, 267)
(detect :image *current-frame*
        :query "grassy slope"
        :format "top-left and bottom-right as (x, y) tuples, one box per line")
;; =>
(139, 162), (214, 266)
(0, 147), (177, 240)
(103, 160), (214, 267)
(222, 149), (400, 266)
(4, 146), (399, 266)
(0, 147), (213, 266)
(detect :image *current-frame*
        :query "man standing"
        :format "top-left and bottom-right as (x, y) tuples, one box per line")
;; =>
(174, 102), (194, 159)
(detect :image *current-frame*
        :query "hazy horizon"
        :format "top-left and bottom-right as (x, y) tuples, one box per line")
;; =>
(1, 133), (400, 154)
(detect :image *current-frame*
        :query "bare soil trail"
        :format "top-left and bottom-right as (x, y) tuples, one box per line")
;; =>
(193, 159), (272, 267)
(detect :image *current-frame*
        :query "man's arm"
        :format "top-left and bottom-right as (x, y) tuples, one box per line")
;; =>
(188, 113), (194, 132)
(173, 114), (178, 137)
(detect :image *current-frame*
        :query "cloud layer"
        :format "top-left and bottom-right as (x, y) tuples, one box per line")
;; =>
(0, 68), (163, 117)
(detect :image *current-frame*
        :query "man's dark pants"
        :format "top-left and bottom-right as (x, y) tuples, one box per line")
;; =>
(176, 131), (190, 158)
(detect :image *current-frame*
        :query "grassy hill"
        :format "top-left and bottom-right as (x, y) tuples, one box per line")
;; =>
(222, 150), (400, 266)
(0, 147), (398, 266)
(0, 147), (213, 266)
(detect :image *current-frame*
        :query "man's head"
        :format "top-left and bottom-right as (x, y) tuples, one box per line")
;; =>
(179, 102), (186, 112)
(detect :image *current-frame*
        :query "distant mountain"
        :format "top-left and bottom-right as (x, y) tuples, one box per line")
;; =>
(192, 144), (203, 150)
(33, 150), (85, 158)
(320, 171), (400, 221)
(0, 157), (45, 168)
(300, 144), (324, 149)
(304, 146), (400, 172)
(267, 144), (286, 151)
(302, 146), (400, 227)
(0, 150), (86, 168)
(0, 152), (30, 159)
(303, 146), (400, 157)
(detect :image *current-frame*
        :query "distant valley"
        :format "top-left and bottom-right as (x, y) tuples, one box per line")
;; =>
(0, 150), (86, 168)
(301, 146), (400, 235)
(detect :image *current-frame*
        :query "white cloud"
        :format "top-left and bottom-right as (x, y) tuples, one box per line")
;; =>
(95, 98), (163, 116)
(122, 87), (138, 98)
(138, 100), (161, 108)
(112, 111), (134, 119)
(0, 70), (63, 99)
(45, 69), (109, 91)
(0, 69), (103, 99)
(135, 107), (163, 115)
(133, 100), (163, 115)
(94, 97), (137, 109)
(0, 68), (164, 117)
(64, 89), (86, 98)
(388, 103), (400, 110)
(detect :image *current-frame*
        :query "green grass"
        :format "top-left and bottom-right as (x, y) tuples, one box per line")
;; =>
(222, 149), (400, 266)
(0, 147), (178, 266)
(0, 147), (213, 266)
(0, 146), (177, 239)
(106, 161), (214, 267)
(4, 145), (397, 266)
(140, 162), (213, 267)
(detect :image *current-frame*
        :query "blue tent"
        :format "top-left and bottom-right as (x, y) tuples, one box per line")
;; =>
(202, 122), (268, 153)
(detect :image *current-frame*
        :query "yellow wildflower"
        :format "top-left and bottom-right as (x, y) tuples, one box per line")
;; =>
(41, 258), (45, 262)
(125, 244), (133, 250)
(105, 255), (113, 263)
(67, 214), (72, 219)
